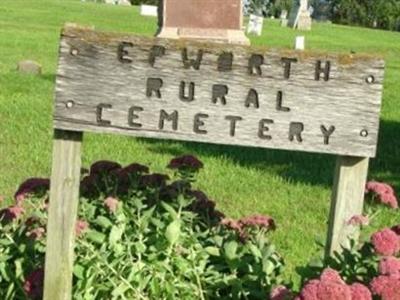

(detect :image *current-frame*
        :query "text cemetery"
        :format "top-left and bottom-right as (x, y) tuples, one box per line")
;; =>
(54, 26), (384, 157)
(106, 43), (333, 143)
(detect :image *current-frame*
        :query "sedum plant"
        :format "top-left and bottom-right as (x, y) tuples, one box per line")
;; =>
(0, 155), (284, 299)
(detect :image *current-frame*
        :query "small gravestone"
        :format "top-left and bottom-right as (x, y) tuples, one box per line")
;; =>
(295, 36), (305, 50)
(117, 0), (131, 6)
(140, 4), (158, 17)
(158, 0), (249, 45)
(280, 10), (288, 27)
(288, 0), (312, 30)
(104, 0), (130, 5)
(308, 5), (314, 16)
(17, 60), (42, 75)
(247, 14), (263, 36)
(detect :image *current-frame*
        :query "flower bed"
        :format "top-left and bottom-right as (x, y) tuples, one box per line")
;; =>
(0, 155), (398, 299)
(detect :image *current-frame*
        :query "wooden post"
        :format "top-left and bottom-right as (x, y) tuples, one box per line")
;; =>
(44, 130), (83, 300)
(325, 156), (369, 258)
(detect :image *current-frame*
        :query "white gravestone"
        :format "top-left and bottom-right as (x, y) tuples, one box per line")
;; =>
(288, 0), (312, 30)
(280, 10), (288, 27)
(295, 36), (305, 50)
(247, 14), (264, 36)
(140, 4), (158, 17)
(105, 0), (130, 5)
(117, 0), (131, 5)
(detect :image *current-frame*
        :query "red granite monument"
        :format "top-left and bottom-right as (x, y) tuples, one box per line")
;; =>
(157, 0), (249, 45)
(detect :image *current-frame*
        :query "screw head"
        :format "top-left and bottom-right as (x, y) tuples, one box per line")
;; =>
(66, 100), (74, 108)
(366, 75), (375, 84)
(360, 129), (369, 137)
(70, 48), (79, 56)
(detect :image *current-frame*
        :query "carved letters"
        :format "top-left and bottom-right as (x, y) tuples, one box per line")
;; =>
(113, 42), (335, 144)
(54, 28), (384, 157)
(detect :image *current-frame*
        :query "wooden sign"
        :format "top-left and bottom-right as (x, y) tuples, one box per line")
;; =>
(44, 25), (385, 300)
(54, 26), (384, 158)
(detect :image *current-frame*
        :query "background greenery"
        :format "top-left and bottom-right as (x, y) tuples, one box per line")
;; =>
(329, 0), (400, 31)
(0, 0), (399, 286)
(130, 0), (400, 31)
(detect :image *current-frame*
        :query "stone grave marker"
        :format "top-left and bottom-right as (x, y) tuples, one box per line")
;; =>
(118, 0), (131, 6)
(247, 14), (264, 36)
(295, 36), (305, 50)
(157, 0), (249, 45)
(105, 0), (130, 5)
(288, 0), (312, 30)
(17, 60), (42, 75)
(280, 10), (289, 27)
(140, 4), (158, 17)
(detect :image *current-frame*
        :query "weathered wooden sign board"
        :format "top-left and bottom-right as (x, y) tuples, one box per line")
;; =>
(44, 25), (385, 300)
(54, 26), (383, 157)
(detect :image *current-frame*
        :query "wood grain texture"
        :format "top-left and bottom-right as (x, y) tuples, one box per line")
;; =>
(44, 130), (83, 300)
(54, 25), (384, 157)
(325, 156), (369, 257)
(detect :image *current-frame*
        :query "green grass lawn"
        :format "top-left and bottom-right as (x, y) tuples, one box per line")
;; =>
(0, 0), (399, 286)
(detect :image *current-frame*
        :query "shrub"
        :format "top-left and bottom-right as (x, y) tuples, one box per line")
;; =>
(2, 158), (398, 299)
(329, 0), (400, 31)
(295, 181), (399, 300)
(0, 155), (284, 299)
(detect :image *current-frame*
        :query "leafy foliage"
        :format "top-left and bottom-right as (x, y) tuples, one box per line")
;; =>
(296, 185), (400, 299)
(328, 0), (400, 31)
(0, 156), (284, 299)
(298, 239), (380, 286)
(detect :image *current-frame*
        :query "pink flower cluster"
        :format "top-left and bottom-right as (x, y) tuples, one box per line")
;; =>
(379, 256), (400, 276)
(81, 161), (150, 197)
(221, 215), (275, 231)
(221, 214), (275, 241)
(270, 285), (293, 300)
(371, 228), (400, 256)
(14, 178), (50, 204)
(0, 178), (52, 225)
(188, 190), (225, 221)
(0, 205), (24, 223)
(347, 215), (369, 227)
(23, 268), (44, 299)
(116, 163), (149, 176)
(139, 173), (169, 189)
(111, 163), (149, 188)
(75, 219), (89, 237)
(370, 257), (400, 300)
(296, 268), (371, 300)
(239, 214), (276, 230)
(27, 227), (46, 240)
(104, 196), (119, 213)
(167, 155), (204, 171)
(365, 181), (398, 209)
(90, 160), (122, 175)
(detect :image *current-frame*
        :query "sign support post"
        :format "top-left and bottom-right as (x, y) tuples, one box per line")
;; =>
(44, 130), (83, 300)
(325, 156), (370, 257)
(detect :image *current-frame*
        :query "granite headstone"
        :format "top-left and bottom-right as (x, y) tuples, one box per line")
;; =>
(157, 0), (249, 45)
(288, 0), (312, 30)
